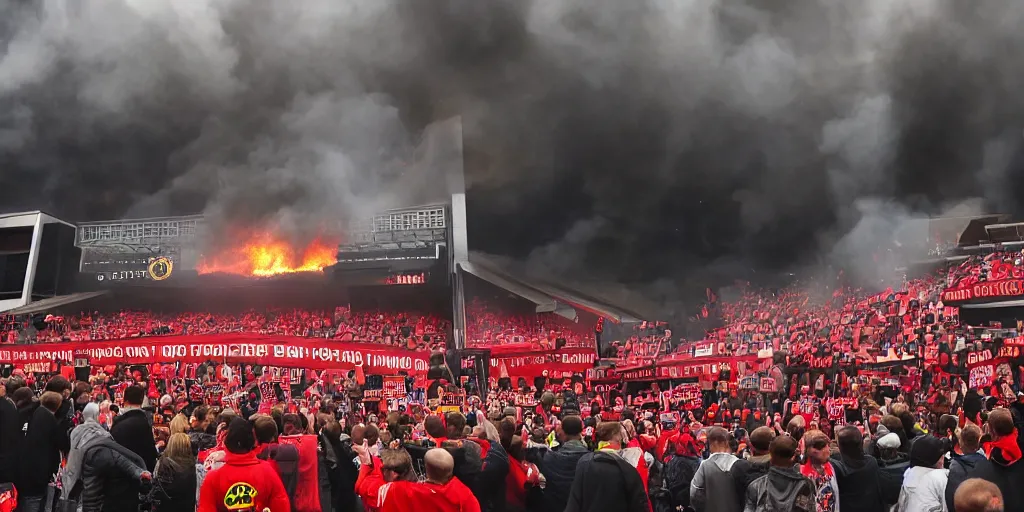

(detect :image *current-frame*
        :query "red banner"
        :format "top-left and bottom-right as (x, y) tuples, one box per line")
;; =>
(0, 334), (431, 374)
(489, 348), (596, 377)
(942, 279), (1024, 304)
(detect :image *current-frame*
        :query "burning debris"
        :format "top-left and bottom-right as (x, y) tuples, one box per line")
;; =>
(197, 232), (338, 277)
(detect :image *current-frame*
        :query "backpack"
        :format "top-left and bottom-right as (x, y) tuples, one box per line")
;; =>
(664, 456), (699, 509)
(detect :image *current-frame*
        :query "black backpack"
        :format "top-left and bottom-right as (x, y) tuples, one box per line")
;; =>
(664, 456), (700, 510)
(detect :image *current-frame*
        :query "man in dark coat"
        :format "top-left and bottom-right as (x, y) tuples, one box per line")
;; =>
(0, 377), (26, 485)
(524, 415), (591, 512)
(830, 426), (890, 512)
(110, 385), (158, 471)
(944, 424), (987, 512)
(19, 392), (70, 512)
(566, 421), (649, 512)
(80, 435), (151, 512)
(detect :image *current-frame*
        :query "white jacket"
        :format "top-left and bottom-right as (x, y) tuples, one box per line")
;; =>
(896, 466), (948, 512)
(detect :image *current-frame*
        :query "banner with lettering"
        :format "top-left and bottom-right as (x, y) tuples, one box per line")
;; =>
(383, 376), (407, 399)
(0, 334), (432, 374)
(942, 279), (1024, 304)
(488, 348), (597, 378)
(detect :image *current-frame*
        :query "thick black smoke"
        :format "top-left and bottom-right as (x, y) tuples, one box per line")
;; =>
(2, 0), (1024, 300)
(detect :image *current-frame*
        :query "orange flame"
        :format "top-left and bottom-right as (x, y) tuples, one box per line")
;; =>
(197, 232), (337, 277)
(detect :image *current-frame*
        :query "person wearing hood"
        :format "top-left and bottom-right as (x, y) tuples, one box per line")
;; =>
(962, 408), (1024, 510)
(829, 426), (891, 512)
(896, 434), (948, 512)
(744, 434), (816, 512)
(198, 418), (291, 512)
(110, 385), (159, 471)
(151, 433), (202, 512)
(876, 432), (910, 481)
(944, 424), (987, 512)
(691, 426), (748, 512)
(65, 402), (152, 512)
(566, 421), (649, 512)
(663, 428), (703, 512)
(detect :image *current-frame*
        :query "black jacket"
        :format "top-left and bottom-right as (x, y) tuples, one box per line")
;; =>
(110, 408), (158, 472)
(963, 440), (1024, 511)
(19, 406), (70, 496)
(524, 439), (590, 512)
(744, 465), (816, 512)
(831, 455), (888, 512)
(0, 398), (21, 484)
(476, 439), (510, 512)
(566, 451), (649, 512)
(742, 456), (771, 489)
(152, 457), (197, 512)
(80, 437), (148, 512)
(876, 452), (910, 504)
(944, 451), (987, 512)
(663, 454), (701, 510)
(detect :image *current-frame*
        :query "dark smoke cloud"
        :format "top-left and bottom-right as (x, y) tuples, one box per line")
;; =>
(2, 0), (1024, 301)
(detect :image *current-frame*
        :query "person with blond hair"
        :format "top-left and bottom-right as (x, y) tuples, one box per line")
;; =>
(169, 413), (190, 436)
(152, 433), (203, 512)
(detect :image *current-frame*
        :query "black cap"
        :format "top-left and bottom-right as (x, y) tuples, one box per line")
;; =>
(225, 417), (256, 455)
(909, 435), (945, 468)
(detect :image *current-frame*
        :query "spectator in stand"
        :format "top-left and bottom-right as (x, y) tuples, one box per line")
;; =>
(188, 405), (217, 455)
(362, 448), (480, 512)
(799, 430), (839, 512)
(743, 426), (774, 487)
(70, 401), (152, 512)
(953, 478), (1004, 512)
(0, 377), (22, 485)
(691, 426), (748, 512)
(663, 427), (703, 512)
(898, 435), (949, 511)
(19, 391), (70, 512)
(566, 421), (649, 512)
(744, 435), (816, 512)
(253, 414), (300, 508)
(524, 415), (590, 512)
(152, 433), (201, 512)
(963, 409), (1024, 510)
(830, 425), (889, 512)
(111, 384), (159, 472)
(946, 424), (987, 511)
(198, 418), (291, 512)
(44, 375), (74, 438)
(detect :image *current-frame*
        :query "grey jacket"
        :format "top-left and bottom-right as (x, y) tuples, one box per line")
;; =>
(691, 452), (747, 512)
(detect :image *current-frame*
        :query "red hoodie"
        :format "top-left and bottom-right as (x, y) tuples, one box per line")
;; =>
(198, 450), (291, 512)
(356, 457), (480, 512)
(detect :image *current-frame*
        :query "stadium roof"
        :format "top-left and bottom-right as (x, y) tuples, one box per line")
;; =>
(463, 252), (659, 324)
(3, 291), (109, 315)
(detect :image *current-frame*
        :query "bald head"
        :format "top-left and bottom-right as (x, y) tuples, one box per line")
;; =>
(424, 448), (455, 484)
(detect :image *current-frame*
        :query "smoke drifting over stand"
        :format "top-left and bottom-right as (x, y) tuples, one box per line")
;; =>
(2, 0), (1024, 298)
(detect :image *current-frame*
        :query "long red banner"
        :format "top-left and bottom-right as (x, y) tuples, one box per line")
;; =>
(489, 348), (597, 378)
(0, 334), (432, 375)
(942, 279), (1024, 304)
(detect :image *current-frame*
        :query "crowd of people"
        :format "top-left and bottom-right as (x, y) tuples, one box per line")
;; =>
(2, 307), (451, 350)
(0, 361), (1021, 512)
(464, 300), (596, 349)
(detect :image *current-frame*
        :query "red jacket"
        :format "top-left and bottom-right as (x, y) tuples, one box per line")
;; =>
(357, 457), (480, 512)
(198, 450), (291, 512)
